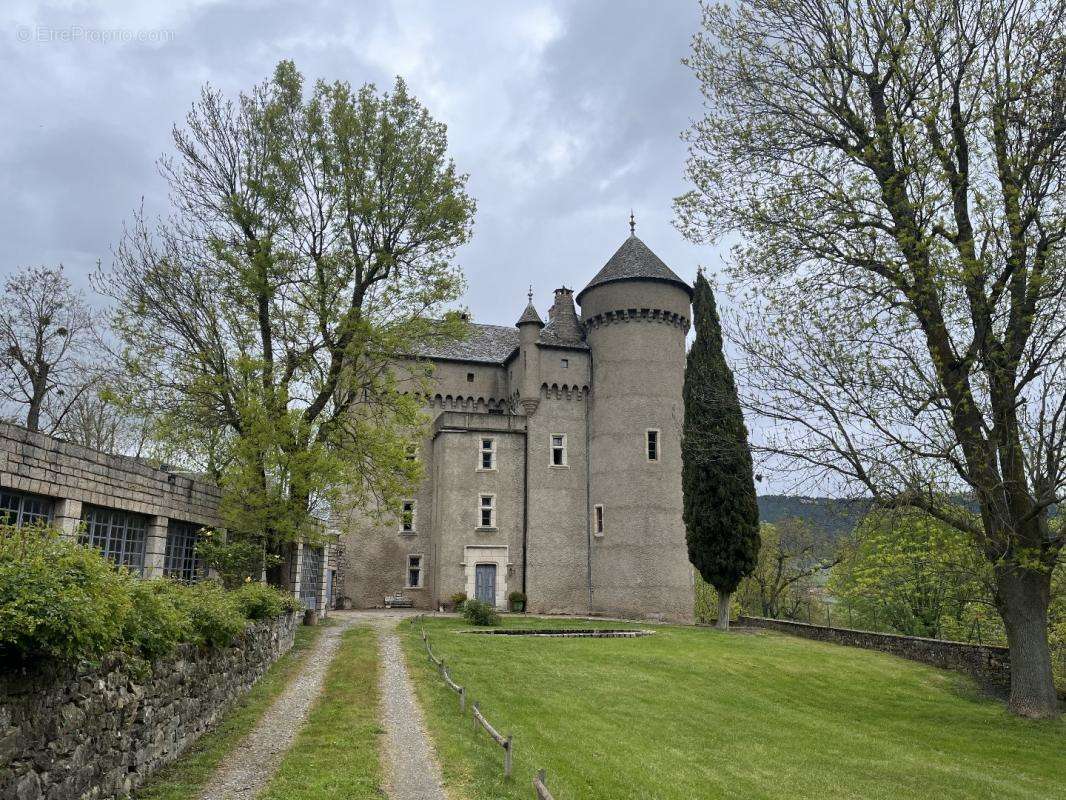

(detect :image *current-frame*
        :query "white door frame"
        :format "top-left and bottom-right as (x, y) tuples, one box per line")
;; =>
(461, 545), (509, 608)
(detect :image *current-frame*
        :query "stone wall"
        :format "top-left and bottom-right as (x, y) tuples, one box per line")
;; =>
(0, 612), (298, 800)
(0, 421), (222, 529)
(737, 615), (1010, 690)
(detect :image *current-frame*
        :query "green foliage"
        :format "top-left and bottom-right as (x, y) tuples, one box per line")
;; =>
(450, 592), (467, 611)
(0, 525), (296, 664)
(461, 599), (499, 626)
(101, 60), (475, 544)
(682, 272), (760, 595)
(122, 579), (194, 660)
(176, 581), (248, 648)
(196, 530), (279, 589)
(0, 525), (130, 662)
(233, 581), (300, 620)
(828, 510), (1000, 641)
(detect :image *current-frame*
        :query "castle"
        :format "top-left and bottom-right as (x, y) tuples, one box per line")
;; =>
(336, 230), (695, 622)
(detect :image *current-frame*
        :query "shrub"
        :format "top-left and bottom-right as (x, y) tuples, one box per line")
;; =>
(122, 578), (193, 659)
(450, 592), (467, 611)
(0, 525), (130, 662)
(462, 599), (499, 626)
(234, 581), (300, 620)
(508, 591), (526, 603)
(176, 581), (247, 647)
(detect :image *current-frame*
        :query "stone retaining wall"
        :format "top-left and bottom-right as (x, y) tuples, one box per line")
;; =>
(0, 612), (299, 800)
(737, 615), (1010, 690)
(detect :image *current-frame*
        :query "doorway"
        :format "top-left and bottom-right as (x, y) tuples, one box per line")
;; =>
(474, 563), (497, 605)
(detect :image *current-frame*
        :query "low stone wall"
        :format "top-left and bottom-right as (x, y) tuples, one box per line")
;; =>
(0, 612), (299, 800)
(737, 615), (1011, 691)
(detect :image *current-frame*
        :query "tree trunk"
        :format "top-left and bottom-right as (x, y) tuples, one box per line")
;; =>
(994, 564), (1059, 719)
(716, 591), (732, 631)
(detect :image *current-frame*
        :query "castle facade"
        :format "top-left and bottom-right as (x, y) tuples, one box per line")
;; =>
(336, 233), (694, 622)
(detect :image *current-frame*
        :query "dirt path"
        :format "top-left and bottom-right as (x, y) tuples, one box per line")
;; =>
(350, 610), (448, 800)
(196, 614), (358, 800)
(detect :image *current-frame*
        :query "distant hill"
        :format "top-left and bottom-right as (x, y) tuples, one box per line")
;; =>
(756, 495), (870, 542)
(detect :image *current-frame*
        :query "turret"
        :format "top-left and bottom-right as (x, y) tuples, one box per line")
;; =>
(577, 230), (694, 622)
(515, 290), (544, 415)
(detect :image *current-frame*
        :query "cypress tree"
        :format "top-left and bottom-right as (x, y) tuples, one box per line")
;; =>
(682, 271), (760, 629)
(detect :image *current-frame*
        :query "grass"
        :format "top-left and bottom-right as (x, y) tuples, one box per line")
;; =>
(403, 616), (1065, 800)
(135, 622), (323, 800)
(259, 626), (384, 800)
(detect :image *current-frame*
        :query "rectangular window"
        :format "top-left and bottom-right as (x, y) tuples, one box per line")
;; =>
(550, 434), (568, 467)
(79, 506), (148, 574)
(479, 437), (496, 470)
(560, 358), (569, 368)
(467, 371), (475, 382)
(0, 489), (53, 528)
(407, 554), (423, 588)
(300, 545), (324, 610)
(594, 504), (605, 536)
(646, 429), (660, 462)
(163, 520), (203, 582)
(478, 494), (496, 529)
(400, 500), (417, 533)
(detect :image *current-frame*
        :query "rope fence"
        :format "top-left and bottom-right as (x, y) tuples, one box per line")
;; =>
(417, 614), (543, 789)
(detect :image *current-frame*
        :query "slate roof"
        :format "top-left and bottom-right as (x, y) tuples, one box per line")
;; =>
(409, 323), (520, 364)
(516, 302), (544, 327)
(576, 234), (693, 303)
(537, 319), (589, 350)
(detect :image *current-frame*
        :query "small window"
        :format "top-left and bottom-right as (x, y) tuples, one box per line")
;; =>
(593, 504), (604, 536)
(467, 372), (475, 382)
(560, 358), (569, 368)
(478, 494), (496, 529)
(406, 554), (423, 588)
(479, 437), (496, 470)
(550, 434), (568, 467)
(400, 500), (416, 533)
(646, 429), (660, 462)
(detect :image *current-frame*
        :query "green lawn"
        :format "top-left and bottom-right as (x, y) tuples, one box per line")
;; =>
(403, 616), (1065, 800)
(136, 623), (323, 800)
(260, 626), (384, 800)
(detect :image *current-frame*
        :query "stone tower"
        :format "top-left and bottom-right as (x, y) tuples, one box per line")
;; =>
(577, 233), (694, 621)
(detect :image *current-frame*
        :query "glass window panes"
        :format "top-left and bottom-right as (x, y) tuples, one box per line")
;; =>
(400, 500), (416, 532)
(480, 438), (495, 470)
(647, 430), (660, 461)
(479, 495), (495, 528)
(407, 554), (422, 588)
(0, 490), (53, 527)
(300, 546), (324, 610)
(163, 520), (202, 582)
(79, 506), (148, 574)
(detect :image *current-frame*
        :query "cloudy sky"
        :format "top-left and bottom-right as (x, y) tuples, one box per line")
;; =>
(0, 0), (725, 326)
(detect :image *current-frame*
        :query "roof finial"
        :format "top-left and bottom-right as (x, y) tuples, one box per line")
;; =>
(629, 209), (636, 236)
(528, 285), (534, 303)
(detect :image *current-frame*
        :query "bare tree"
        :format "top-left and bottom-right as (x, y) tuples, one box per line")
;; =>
(677, 0), (1066, 717)
(55, 391), (151, 456)
(0, 265), (98, 433)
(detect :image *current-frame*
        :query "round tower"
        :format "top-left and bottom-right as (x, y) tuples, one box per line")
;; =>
(576, 232), (694, 622)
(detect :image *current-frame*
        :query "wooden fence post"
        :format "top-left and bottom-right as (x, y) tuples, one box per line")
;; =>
(504, 734), (513, 779)
(459, 685), (466, 713)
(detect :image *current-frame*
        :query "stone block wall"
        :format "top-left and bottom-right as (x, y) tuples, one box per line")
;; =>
(737, 615), (1010, 690)
(0, 612), (298, 800)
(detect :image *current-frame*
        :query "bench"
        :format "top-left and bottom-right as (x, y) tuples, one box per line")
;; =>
(384, 593), (413, 608)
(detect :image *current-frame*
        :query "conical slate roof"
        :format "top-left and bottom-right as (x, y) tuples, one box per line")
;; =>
(538, 288), (586, 348)
(576, 235), (693, 304)
(516, 301), (544, 327)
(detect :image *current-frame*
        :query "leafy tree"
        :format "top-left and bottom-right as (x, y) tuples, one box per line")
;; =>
(829, 510), (1000, 641)
(97, 62), (474, 548)
(677, 0), (1066, 717)
(0, 265), (98, 433)
(739, 518), (838, 619)
(682, 270), (760, 630)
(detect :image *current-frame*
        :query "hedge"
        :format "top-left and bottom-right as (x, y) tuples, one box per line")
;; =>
(0, 524), (300, 664)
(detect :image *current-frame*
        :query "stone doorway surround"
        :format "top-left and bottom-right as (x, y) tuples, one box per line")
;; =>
(461, 545), (509, 608)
